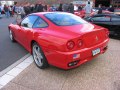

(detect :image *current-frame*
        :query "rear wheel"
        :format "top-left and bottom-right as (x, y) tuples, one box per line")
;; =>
(9, 30), (16, 42)
(32, 42), (49, 69)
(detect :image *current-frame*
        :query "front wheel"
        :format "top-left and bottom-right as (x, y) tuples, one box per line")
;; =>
(32, 42), (49, 69)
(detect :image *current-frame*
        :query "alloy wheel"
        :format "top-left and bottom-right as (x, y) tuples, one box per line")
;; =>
(33, 44), (44, 67)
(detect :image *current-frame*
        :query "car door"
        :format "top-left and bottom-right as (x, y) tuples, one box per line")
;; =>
(91, 15), (112, 28)
(16, 15), (39, 50)
(111, 16), (120, 34)
(111, 16), (120, 26)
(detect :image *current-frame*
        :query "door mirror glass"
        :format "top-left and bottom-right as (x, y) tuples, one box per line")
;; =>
(23, 23), (28, 27)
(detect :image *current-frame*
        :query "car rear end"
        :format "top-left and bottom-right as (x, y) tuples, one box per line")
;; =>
(46, 27), (109, 69)
(66, 29), (109, 69)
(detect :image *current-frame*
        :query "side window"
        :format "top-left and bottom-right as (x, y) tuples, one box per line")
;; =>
(33, 17), (48, 28)
(92, 16), (111, 22)
(21, 15), (38, 28)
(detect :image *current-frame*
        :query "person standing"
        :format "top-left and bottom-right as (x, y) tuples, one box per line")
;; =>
(9, 6), (13, 17)
(4, 5), (10, 18)
(43, 4), (47, 12)
(78, 5), (82, 11)
(84, 1), (92, 17)
(98, 4), (102, 14)
(68, 3), (74, 14)
(35, 2), (43, 12)
(15, 4), (22, 21)
(38, 3), (44, 12)
(19, 4), (26, 19)
(12, 3), (17, 16)
(0, 4), (2, 18)
(24, 3), (31, 15)
(58, 3), (63, 11)
(34, 3), (39, 12)
(30, 4), (35, 13)
(108, 5), (114, 12)
(63, 3), (68, 12)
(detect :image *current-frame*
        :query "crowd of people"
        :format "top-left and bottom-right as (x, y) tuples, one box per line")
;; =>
(0, 4), (14, 18)
(0, 1), (116, 19)
(0, 2), (76, 19)
(82, 1), (115, 17)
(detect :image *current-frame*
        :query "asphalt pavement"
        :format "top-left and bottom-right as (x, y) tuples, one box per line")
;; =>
(0, 16), (28, 72)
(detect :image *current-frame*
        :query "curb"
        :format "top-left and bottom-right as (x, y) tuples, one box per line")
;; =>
(0, 54), (33, 89)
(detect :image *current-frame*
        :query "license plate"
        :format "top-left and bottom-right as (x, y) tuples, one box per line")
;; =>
(92, 48), (100, 56)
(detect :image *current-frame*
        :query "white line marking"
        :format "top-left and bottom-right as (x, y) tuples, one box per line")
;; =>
(0, 54), (30, 77)
(6, 68), (23, 77)
(16, 56), (33, 69)
(0, 74), (14, 86)
(0, 54), (34, 89)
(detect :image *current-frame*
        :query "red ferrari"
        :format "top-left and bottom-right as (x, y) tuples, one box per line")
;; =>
(8, 12), (109, 69)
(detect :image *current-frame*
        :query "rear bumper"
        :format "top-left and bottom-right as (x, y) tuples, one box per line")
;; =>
(44, 39), (109, 69)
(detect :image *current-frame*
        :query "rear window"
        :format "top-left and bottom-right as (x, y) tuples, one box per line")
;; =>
(44, 13), (88, 26)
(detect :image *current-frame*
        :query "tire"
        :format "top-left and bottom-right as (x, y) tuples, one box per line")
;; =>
(32, 42), (49, 69)
(9, 30), (16, 42)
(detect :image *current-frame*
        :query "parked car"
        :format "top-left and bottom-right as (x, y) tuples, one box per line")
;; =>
(8, 12), (109, 69)
(85, 13), (120, 36)
(74, 9), (111, 18)
(114, 12), (120, 15)
(74, 10), (85, 18)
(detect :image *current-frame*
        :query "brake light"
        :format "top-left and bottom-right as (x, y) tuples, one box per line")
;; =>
(77, 39), (83, 47)
(67, 41), (75, 50)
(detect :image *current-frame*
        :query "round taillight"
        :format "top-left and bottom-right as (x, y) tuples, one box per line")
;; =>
(77, 39), (83, 47)
(67, 41), (75, 50)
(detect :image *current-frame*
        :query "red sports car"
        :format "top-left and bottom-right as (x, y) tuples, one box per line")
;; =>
(8, 12), (109, 69)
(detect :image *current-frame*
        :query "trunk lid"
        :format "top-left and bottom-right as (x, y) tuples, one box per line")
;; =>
(82, 29), (107, 48)
(56, 23), (107, 48)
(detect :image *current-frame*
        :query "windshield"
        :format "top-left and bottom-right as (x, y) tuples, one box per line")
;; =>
(44, 13), (88, 26)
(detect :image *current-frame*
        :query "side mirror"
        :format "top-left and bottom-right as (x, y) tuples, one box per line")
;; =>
(23, 23), (28, 27)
